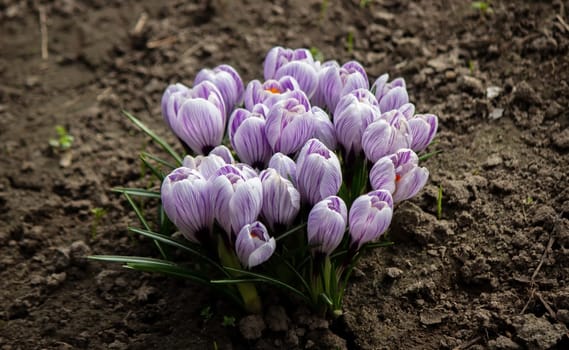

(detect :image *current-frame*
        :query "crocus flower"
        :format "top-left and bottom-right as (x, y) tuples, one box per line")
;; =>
(268, 152), (297, 185)
(296, 139), (342, 205)
(348, 190), (393, 249)
(260, 169), (300, 231)
(265, 93), (315, 155)
(333, 88), (381, 156)
(311, 106), (337, 150)
(263, 47), (318, 97)
(209, 145), (235, 165)
(244, 76), (301, 110)
(372, 74), (409, 112)
(407, 114), (438, 152)
(319, 60), (369, 112)
(182, 153), (226, 179)
(161, 83), (190, 130)
(307, 196), (347, 255)
(369, 149), (429, 203)
(362, 111), (412, 163)
(194, 64), (244, 112)
(161, 167), (213, 244)
(211, 165), (263, 236)
(228, 108), (272, 169)
(173, 97), (225, 155)
(235, 221), (276, 269)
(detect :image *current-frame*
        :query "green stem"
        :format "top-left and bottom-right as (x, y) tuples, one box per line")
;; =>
(217, 237), (262, 314)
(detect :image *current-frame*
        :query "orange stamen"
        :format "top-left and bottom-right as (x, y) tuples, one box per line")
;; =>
(395, 174), (401, 182)
(266, 87), (281, 94)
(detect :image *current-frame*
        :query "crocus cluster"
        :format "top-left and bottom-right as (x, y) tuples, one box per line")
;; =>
(160, 46), (437, 273)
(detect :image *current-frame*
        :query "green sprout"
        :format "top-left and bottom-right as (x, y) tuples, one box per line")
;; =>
(471, 1), (493, 14)
(346, 32), (354, 54)
(468, 60), (476, 75)
(49, 125), (74, 150)
(437, 185), (443, 219)
(320, 0), (329, 22)
(526, 196), (534, 205)
(360, 0), (371, 8)
(91, 207), (107, 238)
(309, 47), (324, 62)
(221, 315), (236, 327)
(200, 306), (214, 321)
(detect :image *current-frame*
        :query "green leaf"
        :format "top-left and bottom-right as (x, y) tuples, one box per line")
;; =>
(123, 192), (167, 259)
(140, 153), (165, 181)
(215, 267), (310, 302)
(364, 240), (394, 249)
(127, 226), (229, 277)
(112, 187), (161, 199)
(319, 293), (333, 306)
(276, 222), (307, 242)
(141, 151), (177, 169)
(274, 253), (311, 294)
(418, 149), (442, 161)
(89, 255), (242, 306)
(123, 111), (183, 165)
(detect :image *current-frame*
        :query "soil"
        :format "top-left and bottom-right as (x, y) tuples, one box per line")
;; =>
(1, 0), (569, 349)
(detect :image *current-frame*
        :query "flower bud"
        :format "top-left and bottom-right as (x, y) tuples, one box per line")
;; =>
(370, 149), (429, 203)
(372, 74), (409, 112)
(260, 169), (300, 230)
(264, 47), (318, 97)
(265, 94), (315, 155)
(235, 221), (276, 269)
(211, 165), (263, 236)
(209, 145), (235, 165)
(311, 106), (337, 150)
(319, 61), (368, 112)
(161, 83), (190, 130)
(296, 139), (342, 205)
(408, 114), (438, 152)
(194, 64), (244, 111)
(333, 88), (381, 156)
(182, 153), (226, 179)
(307, 196), (347, 255)
(161, 167), (213, 244)
(228, 108), (272, 169)
(268, 153), (297, 185)
(173, 97), (225, 155)
(349, 190), (393, 249)
(362, 111), (412, 163)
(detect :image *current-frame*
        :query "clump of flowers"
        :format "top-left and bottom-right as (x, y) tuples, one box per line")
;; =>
(93, 47), (438, 316)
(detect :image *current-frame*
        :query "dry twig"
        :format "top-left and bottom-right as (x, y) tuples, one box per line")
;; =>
(38, 5), (48, 60)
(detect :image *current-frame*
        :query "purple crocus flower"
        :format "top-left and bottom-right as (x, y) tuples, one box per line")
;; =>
(296, 139), (342, 205)
(244, 76), (301, 110)
(372, 74), (409, 113)
(268, 152), (297, 185)
(408, 114), (438, 152)
(173, 97), (225, 155)
(194, 64), (244, 111)
(307, 196), (347, 255)
(362, 111), (412, 163)
(263, 47), (318, 97)
(188, 80), (228, 122)
(228, 108), (272, 169)
(319, 61), (369, 112)
(333, 88), (381, 156)
(370, 149), (429, 203)
(161, 83), (190, 130)
(311, 106), (337, 150)
(265, 93), (315, 155)
(182, 153), (226, 179)
(161, 167), (213, 244)
(211, 165), (263, 236)
(348, 190), (393, 249)
(209, 145), (235, 165)
(235, 221), (276, 269)
(259, 169), (300, 231)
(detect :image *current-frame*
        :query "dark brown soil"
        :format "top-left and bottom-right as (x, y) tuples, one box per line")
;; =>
(1, 0), (569, 349)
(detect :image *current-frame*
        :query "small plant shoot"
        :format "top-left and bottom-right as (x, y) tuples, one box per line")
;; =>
(90, 46), (439, 317)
